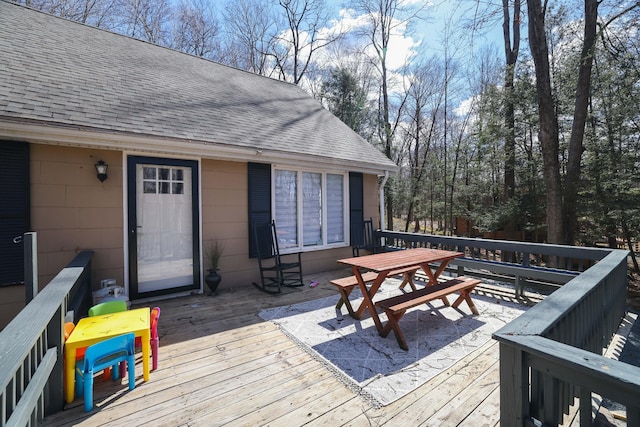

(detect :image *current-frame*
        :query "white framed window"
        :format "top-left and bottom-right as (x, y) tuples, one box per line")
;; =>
(274, 167), (347, 251)
(142, 166), (185, 195)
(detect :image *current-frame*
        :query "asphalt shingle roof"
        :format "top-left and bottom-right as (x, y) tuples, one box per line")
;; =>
(0, 1), (397, 171)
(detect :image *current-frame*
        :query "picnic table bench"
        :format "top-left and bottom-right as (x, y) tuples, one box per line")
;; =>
(330, 266), (420, 317)
(375, 276), (482, 351)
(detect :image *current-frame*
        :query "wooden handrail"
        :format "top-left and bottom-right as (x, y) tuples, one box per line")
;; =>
(0, 251), (93, 426)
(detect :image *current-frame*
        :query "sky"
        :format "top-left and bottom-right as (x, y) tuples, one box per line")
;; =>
(215, 0), (508, 107)
(311, 0), (508, 108)
(213, 0), (505, 72)
(326, 0), (506, 70)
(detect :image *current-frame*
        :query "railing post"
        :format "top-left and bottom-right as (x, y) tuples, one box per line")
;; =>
(515, 275), (524, 298)
(499, 343), (529, 426)
(24, 232), (38, 303)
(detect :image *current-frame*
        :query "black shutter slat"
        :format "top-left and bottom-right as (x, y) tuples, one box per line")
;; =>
(248, 163), (271, 258)
(349, 172), (364, 245)
(0, 141), (30, 286)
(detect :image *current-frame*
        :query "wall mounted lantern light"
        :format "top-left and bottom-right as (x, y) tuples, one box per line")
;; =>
(95, 160), (108, 182)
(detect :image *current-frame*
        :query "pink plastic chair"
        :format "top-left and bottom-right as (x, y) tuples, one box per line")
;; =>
(150, 306), (161, 370)
(124, 306), (161, 377)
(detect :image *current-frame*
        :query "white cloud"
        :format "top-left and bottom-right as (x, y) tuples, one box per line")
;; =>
(332, 7), (420, 72)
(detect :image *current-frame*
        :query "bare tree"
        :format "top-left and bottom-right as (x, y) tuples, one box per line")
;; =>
(527, 0), (599, 245)
(563, 0), (599, 245)
(116, 0), (172, 45)
(273, 0), (342, 85)
(465, 0), (521, 238)
(18, 0), (118, 27)
(223, 0), (279, 75)
(400, 59), (445, 233)
(526, 0), (563, 244)
(172, 0), (219, 58)
(348, 0), (425, 230)
(502, 0), (520, 207)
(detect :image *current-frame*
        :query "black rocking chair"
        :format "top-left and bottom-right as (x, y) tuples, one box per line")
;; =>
(351, 217), (384, 257)
(252, 220), (304, 294)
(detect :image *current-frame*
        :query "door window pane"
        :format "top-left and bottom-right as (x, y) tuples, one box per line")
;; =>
(143, 181), (156, 194)
(143, 167), (156, 179)
(142, 167), (184, 195)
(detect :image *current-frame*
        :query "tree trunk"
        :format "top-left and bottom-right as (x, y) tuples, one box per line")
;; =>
(563, 0), (598, 245)
(502, 0), (519, 203)
(502, 0), (520, 241)
(623, 219), (640, 273)
(382, 59), (394, 231)
(527, 0), (563, 244)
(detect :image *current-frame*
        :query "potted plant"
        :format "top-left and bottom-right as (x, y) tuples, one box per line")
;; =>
(204, 239), (224, 295)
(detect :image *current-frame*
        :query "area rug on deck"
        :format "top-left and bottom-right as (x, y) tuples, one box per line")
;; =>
(258, 282), (527, 407)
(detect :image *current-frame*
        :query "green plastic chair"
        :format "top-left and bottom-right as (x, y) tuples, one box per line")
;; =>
(86, 300), (128, 379)
(88, 300), (127, 317)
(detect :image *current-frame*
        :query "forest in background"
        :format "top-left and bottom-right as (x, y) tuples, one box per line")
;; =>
(13, 0), (640, 252)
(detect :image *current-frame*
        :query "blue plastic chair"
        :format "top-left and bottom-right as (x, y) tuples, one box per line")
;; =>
(75, 333), (136, 411)
(87, 300), (128, 379)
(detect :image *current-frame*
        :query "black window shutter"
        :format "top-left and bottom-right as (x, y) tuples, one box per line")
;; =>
(248, 162), (271, 258)
(0, 141), (30, 286)
(349, 172), (364, 244)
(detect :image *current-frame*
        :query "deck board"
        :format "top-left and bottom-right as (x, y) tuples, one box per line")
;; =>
(42, 271), (533, 427)
(422, 356), (499, 426)
(458, 387), (501, 427)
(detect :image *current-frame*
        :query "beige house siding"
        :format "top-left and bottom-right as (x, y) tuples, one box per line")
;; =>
(2, 145), (382, 320)
(200, 160), (380, 288)
(201, 158), (253, 287)
(0, 143), (383, 330)
(30, 145), (124, 289)
(0, 144), (124, 330)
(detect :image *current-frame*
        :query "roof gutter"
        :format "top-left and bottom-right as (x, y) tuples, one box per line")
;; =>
(379, 171), (389, 231)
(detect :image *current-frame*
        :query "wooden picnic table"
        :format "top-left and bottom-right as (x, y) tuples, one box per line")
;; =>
(337, 248), (464, 334)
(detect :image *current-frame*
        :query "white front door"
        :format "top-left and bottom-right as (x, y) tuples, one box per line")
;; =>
(127, 156), (200, 299)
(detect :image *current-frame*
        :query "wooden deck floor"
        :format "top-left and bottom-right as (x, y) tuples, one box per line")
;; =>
(42, 270), (540, 427)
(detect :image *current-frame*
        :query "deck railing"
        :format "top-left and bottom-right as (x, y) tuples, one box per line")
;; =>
(2, 232), (638, 426)
(0, 251), (93, 427)
(379, 230), (608, 293)
(377, 230), (638, 426)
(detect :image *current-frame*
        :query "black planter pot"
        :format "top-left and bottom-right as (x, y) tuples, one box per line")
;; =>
(205, 269), (222, 295)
